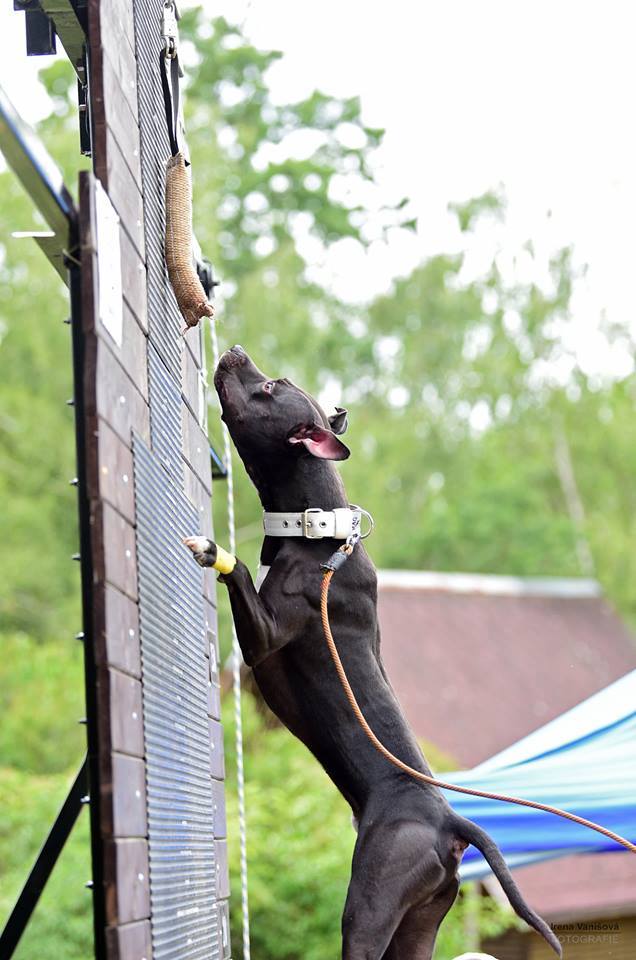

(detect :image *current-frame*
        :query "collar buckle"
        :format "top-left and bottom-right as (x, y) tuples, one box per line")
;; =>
(302, 507), (324, 539)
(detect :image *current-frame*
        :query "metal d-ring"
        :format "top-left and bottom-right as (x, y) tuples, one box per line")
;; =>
(350, 505), (375, 540)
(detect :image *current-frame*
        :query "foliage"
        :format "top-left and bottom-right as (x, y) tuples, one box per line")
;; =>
(0, 766), (92, 960)
(0, 633), (85, 773)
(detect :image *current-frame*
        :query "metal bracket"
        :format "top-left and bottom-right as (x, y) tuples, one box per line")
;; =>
(14, 0), (87, 81)
(0, 84), (77, 283)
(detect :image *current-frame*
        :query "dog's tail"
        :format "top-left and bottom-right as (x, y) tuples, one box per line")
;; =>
(452, 814), (562, 957)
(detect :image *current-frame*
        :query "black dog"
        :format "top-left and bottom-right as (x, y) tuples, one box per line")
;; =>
(185, 345), (560, 960)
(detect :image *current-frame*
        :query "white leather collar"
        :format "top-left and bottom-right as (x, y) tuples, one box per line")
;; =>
(262, 505), (373, 541)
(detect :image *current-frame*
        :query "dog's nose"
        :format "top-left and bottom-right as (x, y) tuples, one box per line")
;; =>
(218, 345), (248, 371)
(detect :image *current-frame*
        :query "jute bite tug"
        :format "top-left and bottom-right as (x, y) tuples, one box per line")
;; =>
(183, 345), (564, 959)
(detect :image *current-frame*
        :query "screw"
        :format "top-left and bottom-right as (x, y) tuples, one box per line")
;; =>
(78, 717), (87, 725)
(72, 553), (81, 561)
(69, 478), (78, 486)
(81, 795), (90, 804)
(75, 631), (85, 641)
(66, 398), (75, 406)
(64, 317), (71, 325)
(84, 880), (93, 889)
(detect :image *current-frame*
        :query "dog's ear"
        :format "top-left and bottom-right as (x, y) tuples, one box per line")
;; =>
(289, 425), (350, 461)
(328, 407), (348, 435)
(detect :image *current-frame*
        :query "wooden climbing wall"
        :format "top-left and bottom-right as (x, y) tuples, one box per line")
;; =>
(76, 1), (230, 957)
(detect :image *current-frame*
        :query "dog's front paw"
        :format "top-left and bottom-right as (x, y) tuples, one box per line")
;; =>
(183, 535), (218, 568)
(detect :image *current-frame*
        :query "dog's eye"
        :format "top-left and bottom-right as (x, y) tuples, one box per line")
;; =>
(263, 380), (275, 394)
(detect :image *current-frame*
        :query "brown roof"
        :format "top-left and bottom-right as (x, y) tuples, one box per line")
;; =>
(377, 571), (636, 920)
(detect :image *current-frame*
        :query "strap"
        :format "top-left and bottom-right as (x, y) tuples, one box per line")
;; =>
(263, 506), (370, 540)
(160, 50), (181, 158)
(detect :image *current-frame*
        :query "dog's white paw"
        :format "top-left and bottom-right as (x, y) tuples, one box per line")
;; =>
(183, 535), (213, 555)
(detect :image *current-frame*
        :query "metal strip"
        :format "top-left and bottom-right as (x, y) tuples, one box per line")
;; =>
(133, 434), (220, 960)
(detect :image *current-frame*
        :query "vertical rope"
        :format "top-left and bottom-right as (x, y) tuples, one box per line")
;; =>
(209, 319), (251, 960)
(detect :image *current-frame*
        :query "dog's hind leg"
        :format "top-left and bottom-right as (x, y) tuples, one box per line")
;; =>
(342, 820), (452, 960)
(380, 881), (459, 960)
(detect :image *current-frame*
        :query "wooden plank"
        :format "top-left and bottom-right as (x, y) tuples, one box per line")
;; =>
(111, 754), (147, 838)
(102, 502), (137, 600)
(184, 322), (203, 369)
(183, 464), (213, 535)
(202, 567), (216, 608)
(101, 39), (139, 131)
(104, 129), (145, 258)
(214, 840), (230, 900)
(209, 600), (220, 684)
(98, 583), (141, 678)
(109, 669), (144, 757)
(94, 52), (141, 191)
(99, 0), (136, 64)
(120, 228), (147, 333)
(104, 838), (150, 926)
(182, 343), (206, 426)
(97, 303), (149, 402)
(218, 899), (231, 960)
(207, 676), (221, 721)
(94, 420), (135, 523)
(182, 405), (212, 495)
(96, 341), (149, 447)
(87, 0), (139, 195)
(209, 718), (225, 780)
(105, 920), (152, 960)
(211, 779), (227, 839)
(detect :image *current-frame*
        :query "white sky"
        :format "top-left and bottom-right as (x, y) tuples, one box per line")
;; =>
(1, 0), (635, 376)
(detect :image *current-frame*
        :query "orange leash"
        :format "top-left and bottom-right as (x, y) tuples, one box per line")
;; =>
(320, 563), (636, 854)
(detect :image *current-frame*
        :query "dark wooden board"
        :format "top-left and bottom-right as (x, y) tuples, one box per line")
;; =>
(105, 920), (152, 960)
(97, 304), (148, 402)
(97, 583), (141, 678)
(108, 669), (144, 757)
(211, 779), (227, 840)
(101, 503), (138, 600)
(93, 420), (136, 523)
(182, 405), (213, 495)
(119, 229), (147, 332)
(103, 130), (145, 258)
(182, 342), (206, 426)
(96, 341), (149, 447)
(209, 718), (225, 780)
(104, 838), (150, 926)
(111, 754), (148, 838)
(214, 840), (230, 900)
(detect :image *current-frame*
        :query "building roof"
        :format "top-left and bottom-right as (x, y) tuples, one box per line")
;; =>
(376, 569), (636, 920)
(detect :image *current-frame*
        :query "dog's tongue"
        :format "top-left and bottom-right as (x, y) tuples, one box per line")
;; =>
(289, 426), (349, 461)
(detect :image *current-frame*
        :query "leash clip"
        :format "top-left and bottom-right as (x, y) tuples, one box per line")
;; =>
(345, 531), (361, 551)
(162, 0), (180, 58)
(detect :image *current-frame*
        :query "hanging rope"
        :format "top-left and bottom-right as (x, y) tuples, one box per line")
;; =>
(209, 319), (252, 960)
(165, 152), (214, 333)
